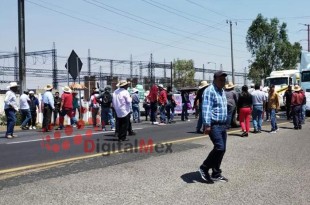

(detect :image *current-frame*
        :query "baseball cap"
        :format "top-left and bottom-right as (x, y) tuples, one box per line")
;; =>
(213, 71), (227, 78)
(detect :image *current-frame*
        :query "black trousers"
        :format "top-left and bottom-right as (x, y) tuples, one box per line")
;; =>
(43, 106), (52, 130)
(53, 110), (60, 125)
(28, 111), (37, 127)
(116, 113), (131, 140)
(286, 103), (291, 120)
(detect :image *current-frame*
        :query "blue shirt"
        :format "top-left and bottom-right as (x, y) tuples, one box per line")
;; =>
(202, 84), (228, 127)
(42, 91), (55, 109)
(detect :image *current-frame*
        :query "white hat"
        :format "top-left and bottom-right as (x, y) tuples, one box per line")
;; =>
(158, 84), (164, 88)
(29, 90), (34, 94)
(131, 88), (139, 93)
(7, 82), (19, 89)
(62, 86), (72, 93)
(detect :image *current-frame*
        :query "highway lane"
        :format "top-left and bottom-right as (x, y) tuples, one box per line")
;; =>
(0, 115), (290, 173)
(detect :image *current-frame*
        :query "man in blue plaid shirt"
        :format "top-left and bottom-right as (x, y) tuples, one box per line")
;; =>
(199, 71), (228, 184)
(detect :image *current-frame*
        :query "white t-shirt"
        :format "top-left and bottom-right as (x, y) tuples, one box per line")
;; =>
(20, 93), (30, 109)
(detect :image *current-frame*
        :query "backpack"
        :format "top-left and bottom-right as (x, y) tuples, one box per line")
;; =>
(90, 95), (100, 108)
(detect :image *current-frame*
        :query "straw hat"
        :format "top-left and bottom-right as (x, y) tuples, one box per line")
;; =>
(198, 81), (209, 89)
(225, 82), (235, 90)
(7, 82), (19, 89)
(116, 80), (129, 87)
(62, 86), (72, 93)
(293, 85), (302, 92)
(44, 84), (53, 90)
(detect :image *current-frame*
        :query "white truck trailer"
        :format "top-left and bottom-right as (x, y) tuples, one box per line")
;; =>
(300, 51), (310, 115)
(265, 69), (300, 108)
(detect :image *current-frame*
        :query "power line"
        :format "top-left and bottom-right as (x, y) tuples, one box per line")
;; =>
(140, 0), (228, 33)
(185, 0), (229, 19)
(26, 0), (213, 55)
(26, 0), (249, 59)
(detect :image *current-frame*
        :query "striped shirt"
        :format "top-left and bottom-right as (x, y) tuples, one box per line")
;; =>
(202, 84), (227, 127)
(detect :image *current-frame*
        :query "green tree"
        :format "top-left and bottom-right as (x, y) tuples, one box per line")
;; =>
(246, 14), (301, 82)
(173, 59), (195, 88)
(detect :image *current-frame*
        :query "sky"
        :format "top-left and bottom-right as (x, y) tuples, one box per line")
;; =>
(1, 0), (310, 89)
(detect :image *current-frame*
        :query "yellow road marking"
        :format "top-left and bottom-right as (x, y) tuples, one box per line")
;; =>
(0, 122), (289, 178)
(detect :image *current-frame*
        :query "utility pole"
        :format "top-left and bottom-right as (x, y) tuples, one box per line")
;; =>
(244, 67), (247, 85)
(227, 20), (236, 84)
(305, 24), (310, 52)
(202, 64), (205, 80)
(170, 61), (173, 88)
(130, 54), (133, 85)
(18, 0), (26, 94)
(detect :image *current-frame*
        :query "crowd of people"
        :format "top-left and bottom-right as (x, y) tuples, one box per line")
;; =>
(2, 76), (307, 142)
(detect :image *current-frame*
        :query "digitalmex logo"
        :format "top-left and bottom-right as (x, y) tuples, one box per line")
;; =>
(41, 116), (101, 153)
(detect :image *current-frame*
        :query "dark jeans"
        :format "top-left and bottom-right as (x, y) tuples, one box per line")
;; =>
(20, 109), (31, 127)
(196, 103), (203, 131)
(150, 102), (157, 122)
(42, 105), (52, 131)
(5, 108), (16, 136)
(226, 105), (235, 129)
(252, 105), (263, 131)
(101, 107), (115, 129)
(292, 105), (302, 128)
(132, 104), (140, 122)
(202, 124), (227, 177)
(270, 109), (278, 131)
(165, 104), (175, 122)
(181, 103), (188, 121)
(159, 105), (166, 123)
(28, 110), (37, 127)
(116, 113), (130, 140)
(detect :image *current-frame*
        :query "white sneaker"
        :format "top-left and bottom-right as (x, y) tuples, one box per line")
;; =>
(152, 122), (159, 125)
(276, 128), (279, 131)
(29, 127), (32, 130)
(32, 126), (36, 130)
(187, 119), (190, 122)
(270, 131), (277, 134)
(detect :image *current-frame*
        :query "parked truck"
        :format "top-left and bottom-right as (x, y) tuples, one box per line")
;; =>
(264, 69), (300, 108)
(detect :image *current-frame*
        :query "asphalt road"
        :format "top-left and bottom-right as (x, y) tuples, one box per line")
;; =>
(0, 113), (309, 204)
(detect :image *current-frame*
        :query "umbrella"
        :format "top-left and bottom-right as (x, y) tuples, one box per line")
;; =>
(70, 83), (87, 90)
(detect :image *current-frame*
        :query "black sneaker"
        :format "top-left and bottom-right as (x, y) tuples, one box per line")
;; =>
(211, 174), (228, 182)
(198, 166), (214, 184)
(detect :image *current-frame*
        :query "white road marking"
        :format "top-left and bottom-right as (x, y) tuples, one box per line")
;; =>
(4, 128), (143, 145)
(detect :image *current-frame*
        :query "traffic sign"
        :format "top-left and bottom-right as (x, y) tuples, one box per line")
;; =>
(65, 50), (83, 81)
